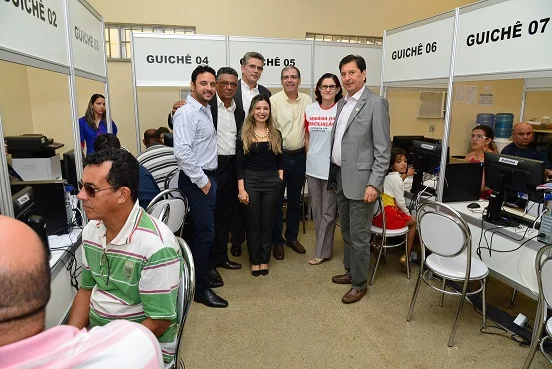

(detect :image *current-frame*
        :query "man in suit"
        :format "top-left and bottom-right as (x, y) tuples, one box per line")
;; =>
(208, 66), (245, 278)
(329, 55), (391, 304)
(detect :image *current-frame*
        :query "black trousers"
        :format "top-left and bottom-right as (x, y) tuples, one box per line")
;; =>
(210, 155), (245, 266)
(245, 170), (282, 265)
(178, 171), (217, 292)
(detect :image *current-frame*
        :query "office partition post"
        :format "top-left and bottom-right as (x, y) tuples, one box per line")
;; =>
(520, 79), (527, 122)
(130, 33), (142, 154)
(100, 17), (112, 133)
(380, 31), (387, 97)
(436, 7), (459, 202)
(0, 113), (14, 217)
(310, 40), (315, 100)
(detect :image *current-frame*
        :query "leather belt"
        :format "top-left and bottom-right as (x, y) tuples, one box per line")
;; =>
(283, 147), (305, 156)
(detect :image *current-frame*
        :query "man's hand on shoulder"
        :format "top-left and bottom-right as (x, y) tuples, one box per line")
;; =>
(172, 100), (187, 115)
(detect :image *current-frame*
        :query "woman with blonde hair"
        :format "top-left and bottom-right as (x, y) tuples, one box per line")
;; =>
(236, 94), (283, 276)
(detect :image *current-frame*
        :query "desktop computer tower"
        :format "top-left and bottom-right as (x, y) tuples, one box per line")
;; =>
(10, 180), (71, 235)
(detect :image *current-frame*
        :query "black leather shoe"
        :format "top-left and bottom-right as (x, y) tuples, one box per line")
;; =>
(273, 244), (285, 260)
(207, 269), (222, 283)
(217, 260), (242, 270)
(230, 244), (242, 257)
(194, 288), (228, 308)
(207, 279), (224, 288)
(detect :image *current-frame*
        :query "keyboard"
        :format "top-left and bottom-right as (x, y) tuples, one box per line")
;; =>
(48, 232), (79, 249)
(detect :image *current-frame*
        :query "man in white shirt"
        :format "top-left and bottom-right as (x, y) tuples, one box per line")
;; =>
(270, 66), (312, 260)
(0, 215), (163, 369)
(235, 51), (272, 115)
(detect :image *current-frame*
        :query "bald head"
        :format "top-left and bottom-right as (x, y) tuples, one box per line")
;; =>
(0, 215), (50, 346)
(512, 122), (533, 149)
(143, 129), (162, 148)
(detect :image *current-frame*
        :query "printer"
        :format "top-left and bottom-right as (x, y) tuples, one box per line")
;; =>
(6, 134), (64, 181)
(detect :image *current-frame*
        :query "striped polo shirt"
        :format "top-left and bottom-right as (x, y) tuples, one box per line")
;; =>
(0, 320), (163, 368)
(80, 200), (183, 363)
(137, 145), (179, 190)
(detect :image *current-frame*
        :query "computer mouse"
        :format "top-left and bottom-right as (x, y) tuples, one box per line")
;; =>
(467, 203), (481, 209)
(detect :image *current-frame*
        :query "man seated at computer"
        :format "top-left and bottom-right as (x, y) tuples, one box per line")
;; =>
(501, 122), (552, 177)
(67, 149), (183, 363)
(0, 215), (164, 368)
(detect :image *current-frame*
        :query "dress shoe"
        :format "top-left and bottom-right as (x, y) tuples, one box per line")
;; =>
(207, 279), (224, 288)
(332, 273), (352, 285)
(217, 260), (242, 270)
(207, 269), (222, 283)
(286, 240), (306, 254)
(194, 288), (228, 308)
(230, 244), (242, 257)
(273, 244), (285, 260)
(342, 287), (368, 304)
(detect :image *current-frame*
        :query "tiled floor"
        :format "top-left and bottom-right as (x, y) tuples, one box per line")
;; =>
(179, 222), (548, 369)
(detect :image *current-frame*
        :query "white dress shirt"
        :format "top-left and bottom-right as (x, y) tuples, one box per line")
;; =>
(216, 95), (237, 156)
(331, 85), (366, 166)
(241, 79), (260, 114)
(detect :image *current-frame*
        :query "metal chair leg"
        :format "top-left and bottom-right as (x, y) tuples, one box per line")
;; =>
(439, 278), (446, 307)
(448, 279), (469, 347)
(481, 278), (487, 328)
(407, 261), (424, 321)
(369, 235), (385, 286)
(405, 233), (410, 279)
(509, 289), (517, 309)
(522, 303), (545, 369)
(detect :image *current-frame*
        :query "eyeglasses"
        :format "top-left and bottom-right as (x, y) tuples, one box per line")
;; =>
(218, 81), (238, 88)
(320, 85), (337, 91)
(78, 180), (118, 198)
(282, 75), (299, 81)
(100, 249), (110, 285)
(471, 134), (488, 140)
(246, 64), (264, 71)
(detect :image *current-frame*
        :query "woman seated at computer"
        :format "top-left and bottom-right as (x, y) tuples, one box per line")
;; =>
(79, 94), (118, 156)
(372, 148), (417, 273)
(465, 125), (497, 197)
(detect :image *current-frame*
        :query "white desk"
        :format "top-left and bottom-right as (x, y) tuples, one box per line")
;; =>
(407, 194), (542, 299)
(46, 228), (82, 328)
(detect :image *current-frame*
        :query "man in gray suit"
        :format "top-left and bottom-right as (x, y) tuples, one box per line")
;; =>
(329, 55), (391, 304)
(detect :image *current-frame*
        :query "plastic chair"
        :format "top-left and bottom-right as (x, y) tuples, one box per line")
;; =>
(146, 189), (189, 236)
(369, 196), (410, 286)
(406, 201), (488, 347)
(164, 237), (195, 369)
(522, 244), (552, 368)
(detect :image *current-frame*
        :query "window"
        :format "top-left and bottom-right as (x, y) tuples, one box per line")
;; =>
(105, 23), (196, 60)
(306, 32), (383, 45)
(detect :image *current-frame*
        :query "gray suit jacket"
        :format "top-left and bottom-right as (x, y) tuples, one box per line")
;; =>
(329, 87), (391, 200)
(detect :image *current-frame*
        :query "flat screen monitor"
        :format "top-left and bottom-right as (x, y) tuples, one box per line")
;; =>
(392, 136), (424, 162)
(484, 152), (545, 225)
(411, 140), (449, 194)
(62, 149), (78, 190)
(12, 186), (34, 222)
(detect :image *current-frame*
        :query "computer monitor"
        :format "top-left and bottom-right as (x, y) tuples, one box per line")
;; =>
(411, 140), (449, 194)
(392, 136), (425, 162)
(62, 149), (78, 190)
(484, 152), (545, 225)
(12, 186), (34, 222)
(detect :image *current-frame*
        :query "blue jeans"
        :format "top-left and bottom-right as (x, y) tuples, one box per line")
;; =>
(272, 152), (306, 245)
(178, 171), (217, 292)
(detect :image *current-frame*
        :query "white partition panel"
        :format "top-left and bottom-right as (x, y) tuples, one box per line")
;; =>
(313, 42), (382, 87)
(0, 0), (69, 68)
(69, 0), (106, 79)
(229, 37), (313, 87)
(526, 77), (552, 91)
(383, 11), (456, 85)
(132, 34), (227, 87)
(455, 0), (552, 79)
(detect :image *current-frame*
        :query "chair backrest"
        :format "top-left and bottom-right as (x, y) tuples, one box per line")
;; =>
(536, 244), (552, 311)
(165, 167), (180, 190)
(176, 237), (195, 321)
(417, 201), (471, 259)
(147, 189), (188, 233)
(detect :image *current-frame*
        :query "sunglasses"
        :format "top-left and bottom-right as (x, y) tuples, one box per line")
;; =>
(78, 180), (118, 198)
(100, 249), (110, 285)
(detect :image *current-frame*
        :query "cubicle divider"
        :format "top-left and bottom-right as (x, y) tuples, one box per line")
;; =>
(0, 0), (109, 218)
(130, 33), (383, 154)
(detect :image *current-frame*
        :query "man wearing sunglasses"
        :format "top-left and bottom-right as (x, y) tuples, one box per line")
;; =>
(67, 149), (183, 364)
(0, 215), (165, 368)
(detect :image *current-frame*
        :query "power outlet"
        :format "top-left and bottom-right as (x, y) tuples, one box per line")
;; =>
(429, 124), (436, 133)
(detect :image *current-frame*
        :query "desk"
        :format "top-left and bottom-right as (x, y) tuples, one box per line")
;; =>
(46, 228), (82, 329)
(408, 195), (542, 299)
